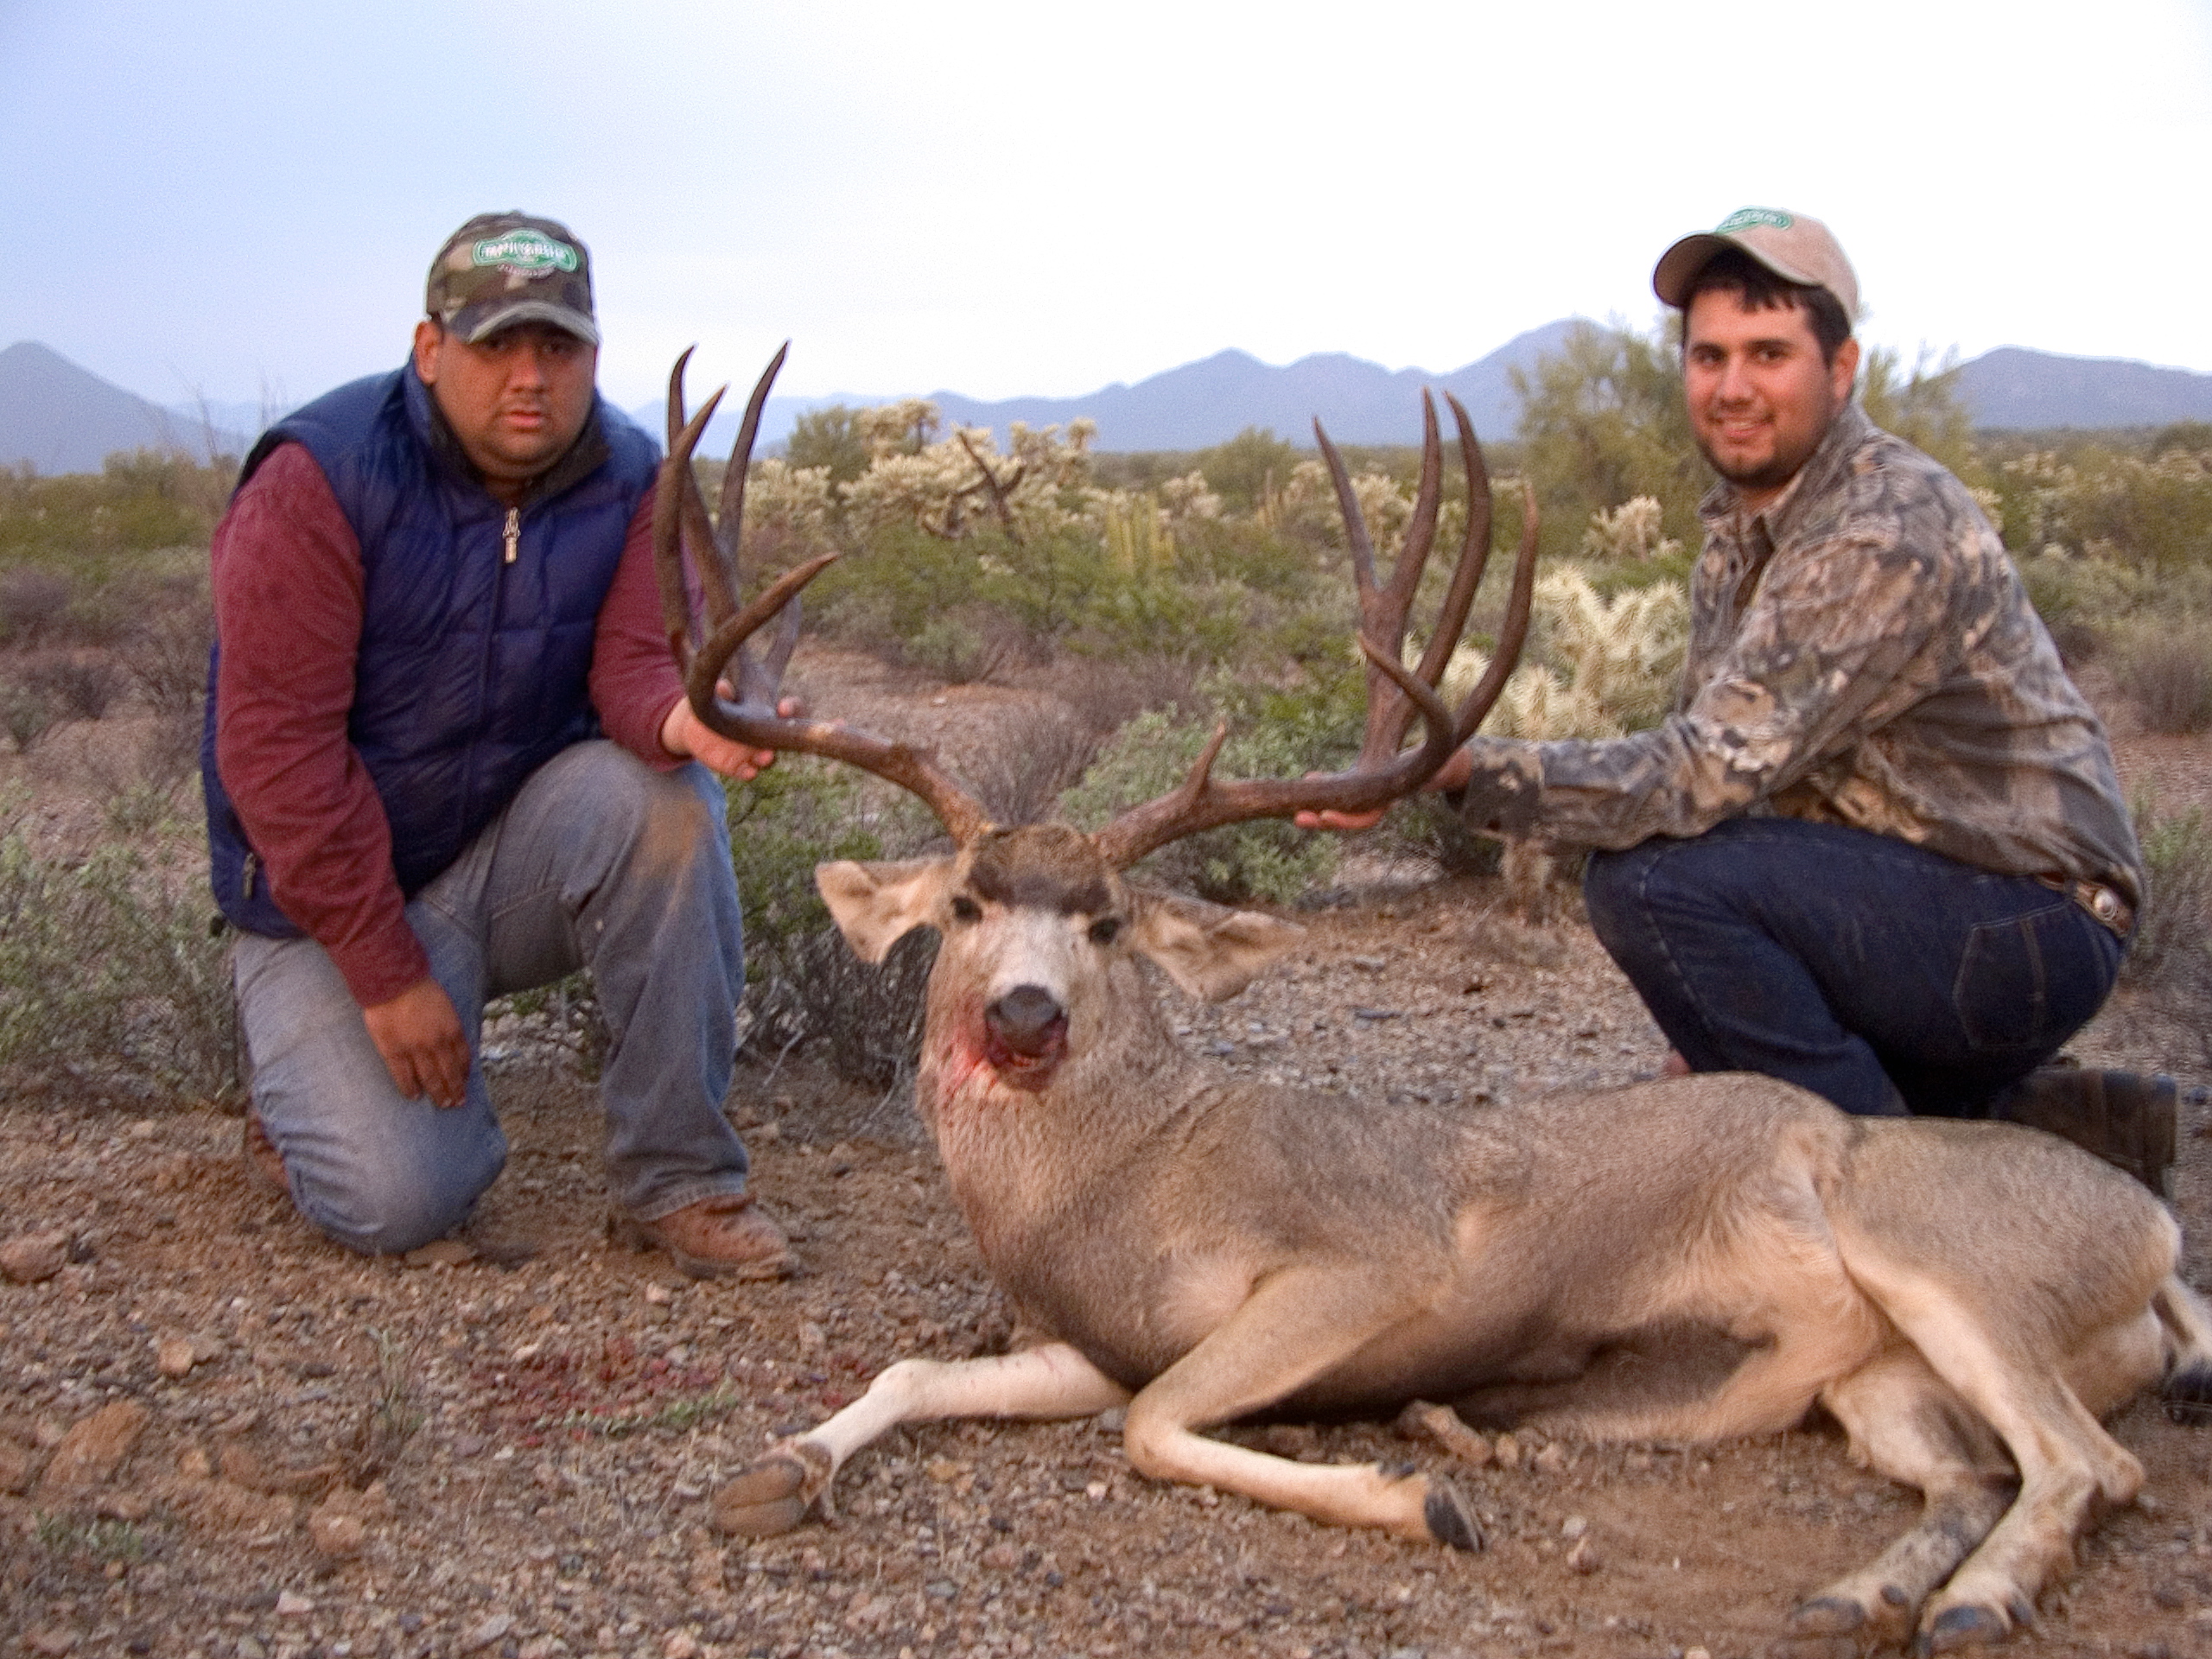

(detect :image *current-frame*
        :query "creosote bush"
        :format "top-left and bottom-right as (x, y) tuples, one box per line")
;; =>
(2112, 626), (2212, 735)
(0, 793), (236, 1101)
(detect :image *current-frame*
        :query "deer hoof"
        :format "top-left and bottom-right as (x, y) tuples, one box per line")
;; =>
(1422, 1479), (1483, 1552)
(1918, 1603), (2011, 1654)
(1788, 1596), (1866, 1636)
(711, 1443), (831, 1536)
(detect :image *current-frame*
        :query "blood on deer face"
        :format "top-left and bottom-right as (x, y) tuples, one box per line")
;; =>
(819, 823), (1305, 1109)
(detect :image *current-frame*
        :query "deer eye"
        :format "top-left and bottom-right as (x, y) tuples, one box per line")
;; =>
(1087, 917), (1122, 946)
(950, 895), (982, 923)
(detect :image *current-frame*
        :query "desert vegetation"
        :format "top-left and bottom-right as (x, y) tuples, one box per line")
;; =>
(3, 332), (2209, 1096)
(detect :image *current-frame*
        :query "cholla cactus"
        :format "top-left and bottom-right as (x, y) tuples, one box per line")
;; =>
(740, 459), (836, 554)
(1263, 460), (1419, 555)
(838, 413), (1098, 543)
(1433, 568), (1688, 741)
(1579, 496), (1681, 563)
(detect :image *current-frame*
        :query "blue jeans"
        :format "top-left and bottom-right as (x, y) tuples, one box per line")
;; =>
(1581, 817), (2125, 1118)
(234, 741), (752, 1255)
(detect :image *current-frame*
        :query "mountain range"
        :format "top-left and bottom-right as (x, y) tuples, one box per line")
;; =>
(8, 330), (2212, 476)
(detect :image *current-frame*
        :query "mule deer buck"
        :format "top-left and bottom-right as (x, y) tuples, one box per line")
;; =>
(657, 348), (2211, 1653)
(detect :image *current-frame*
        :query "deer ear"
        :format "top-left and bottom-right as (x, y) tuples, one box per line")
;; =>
(816, 858), (952, 963)
(1130, 889), (1305, 1002)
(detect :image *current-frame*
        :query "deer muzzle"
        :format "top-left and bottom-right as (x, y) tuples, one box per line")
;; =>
(982, 984), (1069, 1084)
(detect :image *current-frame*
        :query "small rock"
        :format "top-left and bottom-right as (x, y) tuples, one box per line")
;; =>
(96, 1490), (154, 1522)
(188, 1334), (226, 1365)
(1, 1229), (71, 1284)
(24, 1629), (79, 1657)
(176, 1446), (213, 1479)
(1532, 1441), (1569, 1473)
(663, 1633), (699, 1659)
(925, 1457), (966, 1484)
(219, 1443), (269, 1489)
(156, 1337), (198, 1379)
(0, 1438), (36, 1494)
(459, 1612), (515, 1652)
(39, 1401), (149, 1491)
(276, 1590), (315, 1616)
(214, 1408), (260, 1437)
(403, 1237), (477, 1268)
(2152, 1580), (2188, 1610)
(307, 1500), (368, 1559)
(1560, 1514), (1588, 1540)
(235, 1638), (269, 1659)
(1492, 1433), (1521, 1469)
(1567, 1535), (1599, 1574)
(644, 1281), (674, 1306)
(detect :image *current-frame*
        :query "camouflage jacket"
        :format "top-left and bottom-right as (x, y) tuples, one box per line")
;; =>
(1459, 402), (2144, 904)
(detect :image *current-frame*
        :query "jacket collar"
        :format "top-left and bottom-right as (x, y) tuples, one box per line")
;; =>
(1698, 399), (1874, 545)
(404, 364), (613, 507)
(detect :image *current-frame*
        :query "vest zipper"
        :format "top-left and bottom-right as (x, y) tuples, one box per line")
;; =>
(242, 852), (258, 902)
(502, 507), (520, 565)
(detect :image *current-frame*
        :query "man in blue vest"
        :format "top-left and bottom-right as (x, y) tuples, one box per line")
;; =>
(203, 212), (796, 1277)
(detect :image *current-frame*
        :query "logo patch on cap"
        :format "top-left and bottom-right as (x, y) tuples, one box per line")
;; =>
(1715, 207), (1794, 234)
(470, 231), (580, 276)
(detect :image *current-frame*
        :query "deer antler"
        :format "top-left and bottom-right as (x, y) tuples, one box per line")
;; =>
(653, 347), (995, 846)
(1087, 393), (1538, 871)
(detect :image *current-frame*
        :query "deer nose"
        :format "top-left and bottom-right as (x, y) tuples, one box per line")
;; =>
(986, 985), (1065, 1056)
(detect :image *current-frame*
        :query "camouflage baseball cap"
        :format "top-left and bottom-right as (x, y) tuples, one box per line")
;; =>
(1652, 207), (1859, 322)
(425, 212), (600, 346)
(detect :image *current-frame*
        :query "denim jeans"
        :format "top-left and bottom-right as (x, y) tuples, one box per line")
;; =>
(1581, 817), (2125, 1118)
(233, 741), (752, 1255)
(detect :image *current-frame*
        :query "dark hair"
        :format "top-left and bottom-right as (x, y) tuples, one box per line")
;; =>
(1681, 248), (1853, 365)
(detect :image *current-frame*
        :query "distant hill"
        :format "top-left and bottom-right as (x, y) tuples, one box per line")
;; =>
(11, 333), (2212, 476)
(0, 341), (251, 474)
(1949, 347), (2212, 430)
(636, 321), (1583, 458)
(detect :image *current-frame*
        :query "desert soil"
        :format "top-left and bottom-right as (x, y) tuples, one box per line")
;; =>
(3, 656), (2209, 1659)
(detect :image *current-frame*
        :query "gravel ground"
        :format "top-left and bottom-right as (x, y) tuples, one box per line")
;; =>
(4, 664), (2209, 1659)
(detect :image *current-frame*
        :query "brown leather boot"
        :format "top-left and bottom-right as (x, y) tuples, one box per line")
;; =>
(1988, 1067), (2177, 1199)
(614, 1193), (798, 1281)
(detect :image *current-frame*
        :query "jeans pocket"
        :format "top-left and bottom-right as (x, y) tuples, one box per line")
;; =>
(1953, 901), (2082, 1053)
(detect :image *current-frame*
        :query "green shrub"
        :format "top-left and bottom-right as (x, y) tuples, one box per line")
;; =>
(2126, 799), (2212, 1003)
(1058, 667), (1362, 906)
(2112, 625), (2212, 734)
(0, 802), (235, 1101)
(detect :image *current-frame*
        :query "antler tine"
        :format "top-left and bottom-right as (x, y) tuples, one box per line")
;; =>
(1376, 391), (1497, 757)
(656, 346), (995, 849)
(1451, 474), (1540, 747)
(1090, 636), (1460, 872)
(1347, 392), (1445, 771)
(1089, 394), (1539, 874)
(653, 383), (726, 671)
(680, 553), (995, 848)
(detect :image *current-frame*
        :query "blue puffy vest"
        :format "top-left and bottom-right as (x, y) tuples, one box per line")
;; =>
(201, 365), (662, 938)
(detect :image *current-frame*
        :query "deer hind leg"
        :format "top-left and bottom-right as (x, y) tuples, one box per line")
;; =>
(1791, 1345), (2018, 1648)
(1121, 1265), (1480, 1549)
(712, 1343), (1128, 1536)
(1836, 1250), (2154, 1652)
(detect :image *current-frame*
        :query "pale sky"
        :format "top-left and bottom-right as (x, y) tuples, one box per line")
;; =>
(5, 0), (2209, 416)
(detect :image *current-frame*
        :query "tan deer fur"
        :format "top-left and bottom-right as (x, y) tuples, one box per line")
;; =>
(714, 822), (2212, 1653)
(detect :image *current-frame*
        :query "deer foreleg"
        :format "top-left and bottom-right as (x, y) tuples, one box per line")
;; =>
(1121, 1266), (1479, 1549)
(711, 1343), (1128, 1537)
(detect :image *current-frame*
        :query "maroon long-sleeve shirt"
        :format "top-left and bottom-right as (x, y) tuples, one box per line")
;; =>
(210, 441), (686, 1007)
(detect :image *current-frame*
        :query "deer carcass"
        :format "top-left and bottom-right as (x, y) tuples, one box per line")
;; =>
(655, 348), (2212, 1653)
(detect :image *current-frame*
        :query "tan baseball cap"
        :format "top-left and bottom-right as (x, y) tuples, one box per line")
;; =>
(1652, 207), (1859, 321)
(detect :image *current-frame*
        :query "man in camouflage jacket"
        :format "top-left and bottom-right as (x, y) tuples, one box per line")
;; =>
(1322, 209), (2169, 1189)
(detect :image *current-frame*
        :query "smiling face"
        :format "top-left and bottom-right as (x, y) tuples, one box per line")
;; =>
(410, 319), (598, 502)
(1682, 288), (1860, 512)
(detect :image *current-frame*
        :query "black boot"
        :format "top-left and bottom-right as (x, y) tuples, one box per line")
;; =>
(1987, 1066), (2177, 1199)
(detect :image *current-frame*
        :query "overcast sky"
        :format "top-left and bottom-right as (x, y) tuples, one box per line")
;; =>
(5, 0), (2209, 416)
